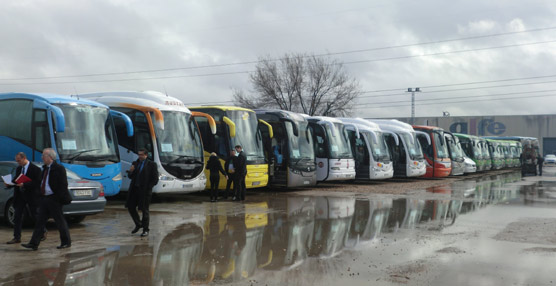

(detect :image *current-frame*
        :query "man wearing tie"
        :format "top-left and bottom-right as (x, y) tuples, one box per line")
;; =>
(22, 148), (71, 250)
(5, 152), (42, 244)
(126, 148), (159, 237)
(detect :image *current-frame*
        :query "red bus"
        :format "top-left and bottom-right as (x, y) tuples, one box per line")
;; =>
(412, 125), (452, 177)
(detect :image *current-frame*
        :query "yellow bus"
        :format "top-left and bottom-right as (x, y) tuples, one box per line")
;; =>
(189, 106), (271, 189)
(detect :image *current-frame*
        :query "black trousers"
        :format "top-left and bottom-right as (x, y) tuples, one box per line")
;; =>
(29, 195), (70, 246)
(209, 175), (220, 200)
(225, 174), (235, 198)
(127, 190), (151, 231)
(234, 174), (246, 200)
(13, 195), (39, 240)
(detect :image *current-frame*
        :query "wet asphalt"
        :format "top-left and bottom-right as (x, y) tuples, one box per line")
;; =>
(1, 168), (556, 285)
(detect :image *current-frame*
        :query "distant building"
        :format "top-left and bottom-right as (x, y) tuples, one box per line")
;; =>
(375, 114), (556, 155)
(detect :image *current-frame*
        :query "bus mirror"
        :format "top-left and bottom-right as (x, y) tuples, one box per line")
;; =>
(343, 123), (360, 139)
(320, 121), (336, 137)
(47, 104), (65, 133)
(191, 111), (217, 135)
(383, 131), (399, 145)
(414, 131), (431, 145)
(223, 116), (236, 138)
(369, 130), (379, 144)
(259, 119), (274, 138)
(110, 110), (134, 137)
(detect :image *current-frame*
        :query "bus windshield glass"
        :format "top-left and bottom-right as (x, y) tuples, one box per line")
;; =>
(400, 132), (424, 160)
(285, 121), (314, 161)
(365, 131), (390, 162)
(472, 139), (483, 159)
(446, 136), (464, 160)
(54, 104), (119, 163)
(326, 123), (352, 159)
(227, 110), (265, 161)
(155, 111), (203, 164)
(434, 131), (449, 159)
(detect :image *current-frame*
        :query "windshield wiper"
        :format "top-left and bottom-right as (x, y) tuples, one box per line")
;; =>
(65, 149), (99, 163)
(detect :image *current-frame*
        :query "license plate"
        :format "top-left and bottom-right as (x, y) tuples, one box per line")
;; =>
(252, 181), (261, 186)
(74, 189), (92, 197)
(304, 181), (310, 185)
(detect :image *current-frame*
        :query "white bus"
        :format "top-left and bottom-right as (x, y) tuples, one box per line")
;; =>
(306, 116), (355, 182)
(339, 118), (394, 180)
(81, 91), (209, 193)
(367, 119), (427, 177)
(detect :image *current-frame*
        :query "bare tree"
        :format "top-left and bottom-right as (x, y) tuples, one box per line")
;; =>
(233, 53), (360, 116)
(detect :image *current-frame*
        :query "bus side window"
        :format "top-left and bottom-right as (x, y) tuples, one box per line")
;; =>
(0, 99), (33, 146)
(312, 125), (327, 158)
(33, 109), (50, 153)
(417, 135), (433, 159)
(113, 116), (133, 152)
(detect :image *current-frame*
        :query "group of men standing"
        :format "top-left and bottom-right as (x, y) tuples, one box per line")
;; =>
(206, 145), (247, 202)
(4, 149), (72, 251)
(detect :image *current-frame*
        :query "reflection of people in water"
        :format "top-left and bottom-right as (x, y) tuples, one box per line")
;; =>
(194, 214), (228, 283)
(220, 206), (247, 280)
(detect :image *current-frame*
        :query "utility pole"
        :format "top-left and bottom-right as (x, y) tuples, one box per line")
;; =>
(407, 87), (421, 125)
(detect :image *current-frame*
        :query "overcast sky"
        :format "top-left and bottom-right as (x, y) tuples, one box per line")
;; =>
(1, 0), (556, 118)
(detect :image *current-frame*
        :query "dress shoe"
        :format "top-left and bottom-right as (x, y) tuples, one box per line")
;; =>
(140, 231), (149, 237)
(6, 238), (21, 244)
(131, 225), (142, 234)
(21, 243), (38, 251)
(56, 244), (71, 249)
(41, 232), (47, 241)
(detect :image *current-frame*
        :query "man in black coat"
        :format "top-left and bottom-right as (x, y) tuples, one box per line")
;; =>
(126, 148), (159, 237)
(233, 145), (248, 201)
(22, 148), (72, 250)
(5, 152), (41, 244)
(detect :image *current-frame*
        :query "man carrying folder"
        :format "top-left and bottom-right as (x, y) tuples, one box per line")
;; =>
(4, 152), (42, 244)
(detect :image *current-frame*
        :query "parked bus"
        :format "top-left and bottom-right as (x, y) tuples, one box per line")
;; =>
(255, 109), (317, 188)
(412, 125), (452, 178)
(338, 118), (394, 180)
(189, 106), (270, 189)
(485, 139), (504, 170)
(0, 93), (133, 196)
(305, 116), (355, 182)
(368, 119), (427, 177)
(444, 132), (465, 176)
(454, 133), (486, 171)
(81, 91), (208, 193)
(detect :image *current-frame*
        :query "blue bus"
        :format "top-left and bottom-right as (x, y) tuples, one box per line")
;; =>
(0, 93), (133, 196)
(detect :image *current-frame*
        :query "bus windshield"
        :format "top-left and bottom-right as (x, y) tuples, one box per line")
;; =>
(446, 136), (464, 160)
(326, 123), (352, 159)
(364, 131), (390, 162)
(54, 104), (119, 163)
(155, 111), (203, 164)
(472, 139), (483, 159)
(434, 131), (449, 159)
(227, 110), (265, 161)
(285, 121), (314, 161)
(400, 132), (424, 160)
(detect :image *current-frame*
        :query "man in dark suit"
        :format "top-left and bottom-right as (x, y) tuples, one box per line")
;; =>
(5, 152), (42, 244)
(224, 150), (237, 199)
(233, 145), (248, 201)
(126, 148), (159, 237)
(22, 148), (72, 250)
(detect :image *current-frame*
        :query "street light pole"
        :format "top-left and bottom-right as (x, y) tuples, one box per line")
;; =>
(407, 87), (421, 125)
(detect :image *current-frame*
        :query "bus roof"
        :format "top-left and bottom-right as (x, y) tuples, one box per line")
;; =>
(338, 118), (382, 132)
(306, 115), (344, 124)
(454, 133), (480, 140)
(0, 92), (109, 108)
(79, 91), (192, 113)
(188, 105), (255, 112)
(412, 125), (443, 131)
(366, 119), (416, 133)
(254, 109), (308, 122)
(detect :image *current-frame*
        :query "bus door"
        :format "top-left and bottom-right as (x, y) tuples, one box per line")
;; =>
(309, 124), (328, 181)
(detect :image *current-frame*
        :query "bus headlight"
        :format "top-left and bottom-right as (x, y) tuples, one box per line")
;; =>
(112, 173), (122, 181)
(159, 175), (174, 181)
(290, 168), (301, 174)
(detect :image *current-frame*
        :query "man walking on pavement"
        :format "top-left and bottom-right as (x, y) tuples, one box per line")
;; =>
(126, 148), (159, 237)
(22, 148), (72, 250)
(5, 152), (42, 244)
(233, 145), (247, 201)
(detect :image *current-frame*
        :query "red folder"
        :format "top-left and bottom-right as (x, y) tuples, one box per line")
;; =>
(15, 174), (32, 184)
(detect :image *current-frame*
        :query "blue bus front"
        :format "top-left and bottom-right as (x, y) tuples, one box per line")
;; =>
(0, 94), (132, 196)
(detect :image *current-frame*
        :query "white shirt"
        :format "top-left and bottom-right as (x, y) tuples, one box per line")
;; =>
(22, 161), (29, 176)
(43, 163), (54, 196)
